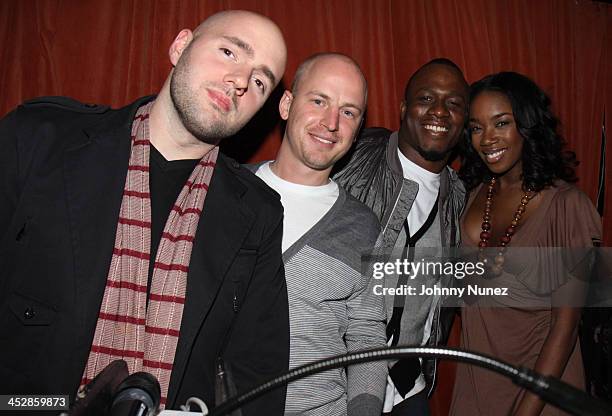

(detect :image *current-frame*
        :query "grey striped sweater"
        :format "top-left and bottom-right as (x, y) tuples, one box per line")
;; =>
(281, 187), (388, 416)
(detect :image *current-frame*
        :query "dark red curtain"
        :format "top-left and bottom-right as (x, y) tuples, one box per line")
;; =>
(1, 0), (608, 236)
(1, 1), (610, 413)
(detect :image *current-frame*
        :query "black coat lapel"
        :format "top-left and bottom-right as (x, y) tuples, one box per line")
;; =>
(167, 156), (255, 405)
(63, 98), (255, 404)
(63, 98), (151, 350)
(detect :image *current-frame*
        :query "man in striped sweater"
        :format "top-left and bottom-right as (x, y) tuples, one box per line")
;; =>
(251, 53), (387, 415)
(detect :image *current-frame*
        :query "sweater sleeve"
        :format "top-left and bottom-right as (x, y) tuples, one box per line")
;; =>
(343, 201), (388, 415)
(345, 268), (388, 416)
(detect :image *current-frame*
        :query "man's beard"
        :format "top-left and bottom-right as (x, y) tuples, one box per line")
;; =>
(416, 147), (449, 162)
(169, 49), (241, 144)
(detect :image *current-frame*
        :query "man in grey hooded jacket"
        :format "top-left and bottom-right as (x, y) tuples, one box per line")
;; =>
(333, 58), (468, 415)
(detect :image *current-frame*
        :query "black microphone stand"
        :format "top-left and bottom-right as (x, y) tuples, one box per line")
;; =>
(208, 346), (612, 416)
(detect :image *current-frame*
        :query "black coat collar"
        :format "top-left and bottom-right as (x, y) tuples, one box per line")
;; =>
(63, 97), (255, 403)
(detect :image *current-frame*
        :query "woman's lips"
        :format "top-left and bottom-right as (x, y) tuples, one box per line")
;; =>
(482, 148), (507, 163)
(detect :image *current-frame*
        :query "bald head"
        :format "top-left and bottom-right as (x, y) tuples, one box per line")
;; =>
(404, 58), (466, 102)
(194, 10), (280, 33)
(163, 9), (288, 147)
(291, 53), (367, 102)
(273, 52), (367, 184)
(397, 58), (468, 172)
(192, 10), (287, 86)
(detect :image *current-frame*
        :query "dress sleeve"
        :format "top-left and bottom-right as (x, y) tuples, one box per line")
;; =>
(546, 185), (602, 248)
(513, 184), (602, 297)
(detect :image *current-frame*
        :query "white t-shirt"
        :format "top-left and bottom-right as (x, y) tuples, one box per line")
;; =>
(383, 148), (441, 411)
(255, 162), (339, 252)
(398, 149), (440, 234)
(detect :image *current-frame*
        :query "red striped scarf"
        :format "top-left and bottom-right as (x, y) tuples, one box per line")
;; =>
(80, 102), (219, 407)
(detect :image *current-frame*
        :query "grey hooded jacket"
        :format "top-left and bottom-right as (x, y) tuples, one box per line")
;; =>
(333, 127), (466, 395)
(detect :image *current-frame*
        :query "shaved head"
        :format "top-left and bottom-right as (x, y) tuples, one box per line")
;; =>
(167, 9), (288, 143)
(273, 52), (368, 184)
(291, 52), (368, 102)
(404, 58), (466, 102)
(192, 10), (287, 81)
(398, 58), (468, 172)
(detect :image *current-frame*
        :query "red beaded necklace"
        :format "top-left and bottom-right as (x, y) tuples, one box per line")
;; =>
(478, 177), (535, 276)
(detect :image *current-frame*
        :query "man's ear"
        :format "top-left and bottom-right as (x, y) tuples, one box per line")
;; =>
(169, 29), (194, 66)
(400, 100), (407, 121)
(279, 90), (294, 121)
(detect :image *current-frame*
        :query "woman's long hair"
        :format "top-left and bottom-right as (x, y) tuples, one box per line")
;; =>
(459, 71), (577, 191)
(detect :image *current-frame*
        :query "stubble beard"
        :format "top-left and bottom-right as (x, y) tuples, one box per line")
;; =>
(416, 146), (449, 162)
(403, 123), (455, 162)
(295, 131), (338, 172)
(303, 152), (335, 171)
(169, 48), (241, 144)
